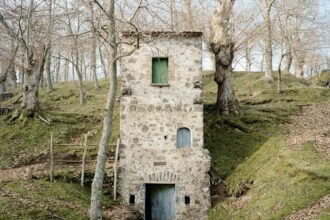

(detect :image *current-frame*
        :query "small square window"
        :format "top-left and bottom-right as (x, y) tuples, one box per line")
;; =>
(184, 196), (190, 205)
(129, 195), (135, 204)
(152, 58), (168, 84)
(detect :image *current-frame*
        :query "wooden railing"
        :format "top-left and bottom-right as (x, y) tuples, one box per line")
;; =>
(49, 132), (120, 200)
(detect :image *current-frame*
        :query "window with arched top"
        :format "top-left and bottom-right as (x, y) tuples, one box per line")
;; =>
(176, 128), (191, 148)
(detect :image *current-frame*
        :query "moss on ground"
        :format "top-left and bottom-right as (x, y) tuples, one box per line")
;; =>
(1, 73), (329, 219)
(0, 79), (120, 169)
(204, 72), (330, 219)
(0, 180), (114, 219)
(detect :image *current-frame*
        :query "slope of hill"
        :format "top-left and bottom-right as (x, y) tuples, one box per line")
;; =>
(0, 72), (329, 219)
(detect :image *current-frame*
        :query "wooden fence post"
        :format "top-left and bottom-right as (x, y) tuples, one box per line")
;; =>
(81, 134), (88, 187)
(49, 132), (54, 182)
(113, 138), (120, 201)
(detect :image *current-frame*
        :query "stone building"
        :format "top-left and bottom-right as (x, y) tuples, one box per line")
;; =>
(118, 31), (211, 220)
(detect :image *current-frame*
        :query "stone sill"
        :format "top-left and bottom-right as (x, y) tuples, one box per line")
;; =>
(150, 83), (170, 87)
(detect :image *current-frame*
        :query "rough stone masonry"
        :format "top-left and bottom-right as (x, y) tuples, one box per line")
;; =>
(118, 32), (211, 220)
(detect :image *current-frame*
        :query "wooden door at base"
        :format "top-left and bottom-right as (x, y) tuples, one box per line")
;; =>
(145, 184), (175, 220)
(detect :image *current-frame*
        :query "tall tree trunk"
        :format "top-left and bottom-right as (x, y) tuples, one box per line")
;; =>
(260, 53), (264, 72)
(0, 44), (19, 93)
(73, 37), (85, 105)
(19, 50), (25, 84)
(245, 42), (252, 72)
(99, 47), (108, 79)
(90, 0), (117, 219)
(82, 54), (87, 80)
(170, 0), (176, 31)
(71, 60), (75, 80)
(90, 3), (100, 90)
(46, 0), (53, 92)
(55, 57), (60, 82)
(64, 59), (69, 81)
(183, 0), (194, 30)
(260, 0), (274, 82)
(23, 46), (47, 117)
(8, 64), (17, 89)
(46, 50), (53, 91)
(283, 37), (292, 73)
(292, 32), (305, 77)
(210, 0), (239, 115)
(0, 70), (7, 93)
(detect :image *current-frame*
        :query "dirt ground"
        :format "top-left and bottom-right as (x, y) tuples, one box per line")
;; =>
(287, 101), (330, 160)
(286, 101), (330, 219)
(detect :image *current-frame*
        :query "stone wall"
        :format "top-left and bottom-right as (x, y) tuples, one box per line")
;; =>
(118, 34), (211, 220)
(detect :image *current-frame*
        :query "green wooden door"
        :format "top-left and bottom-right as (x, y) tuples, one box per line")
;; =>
(145, 184), (175, 220)
(152, 58), (168, 84)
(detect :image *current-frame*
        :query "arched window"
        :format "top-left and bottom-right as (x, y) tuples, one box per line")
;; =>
(176, 128), (191, 148)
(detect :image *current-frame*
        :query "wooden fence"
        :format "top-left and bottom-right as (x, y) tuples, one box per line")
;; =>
(49, 132), (120, 200)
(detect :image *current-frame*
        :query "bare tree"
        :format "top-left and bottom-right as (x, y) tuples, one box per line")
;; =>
(259, 0), (275, 81)
(183, 0), (194, 29)
(210, 0), (239, 115)
(89, 2), (100, 90)
(90, 0), (117, 218)
(0, 1), (49, 119)
(46, 0), (54, 92)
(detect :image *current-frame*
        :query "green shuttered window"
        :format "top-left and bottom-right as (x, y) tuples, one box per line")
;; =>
(152, 58), (168, 84)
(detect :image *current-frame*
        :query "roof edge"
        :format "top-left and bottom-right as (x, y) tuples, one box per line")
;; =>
(121, 31), (203, 38)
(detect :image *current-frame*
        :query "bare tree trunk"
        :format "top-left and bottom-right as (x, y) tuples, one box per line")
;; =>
(210, 0), (239, 115)
(71, 60), (75, 80)
(23, 46), (48, 117)
(90, 3), (100, 90)
(64, 59), (69, 81)
(0, 44), (19, 93)
(0, 81), (5, 93)
(292, 32), (305, 77)
(8, 65), (17, 89)
(39, 72), (43, 88)
(20, 50), (25, 84)
(99, 47), (108, 79)
(260, 53), (264, 72)
(82, 54), (87, 80)
(283, 37), (292, 73)
(245, 42), (252, 72)
(73, 37), (85, 105)
(260, 0), (274, 82)
(46, 0), (53, 92)
(183, 0), (194, 30)
(90, 0), (117, 219)
(55, 57), (60, 82)
(0, 70), (7, 93)
(170, 0), (176, 31)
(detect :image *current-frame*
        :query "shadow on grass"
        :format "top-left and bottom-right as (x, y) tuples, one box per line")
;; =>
(204, 104), (269, 179)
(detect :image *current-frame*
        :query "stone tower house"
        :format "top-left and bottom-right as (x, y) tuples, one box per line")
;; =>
(118, 32), (210, 220)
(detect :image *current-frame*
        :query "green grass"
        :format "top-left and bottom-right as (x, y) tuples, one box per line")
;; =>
(204, 72), (330, 219)
(0, 180), (114, 219)
(0, 80), (118, 219)
(0, 79), (120, 169)
(1, 72), (330, 219)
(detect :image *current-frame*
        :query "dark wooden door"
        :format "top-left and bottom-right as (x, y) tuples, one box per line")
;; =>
(145, 184), (175, 220)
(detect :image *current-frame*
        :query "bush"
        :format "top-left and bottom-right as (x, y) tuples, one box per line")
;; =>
(317, 70), (330, 88)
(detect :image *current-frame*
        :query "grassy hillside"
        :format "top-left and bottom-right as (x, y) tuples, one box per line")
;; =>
(0, 80), (120, 169)
(0, 180), (114, 219)
(204, 73), (330, 219)
(0, 72), (329, 219)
